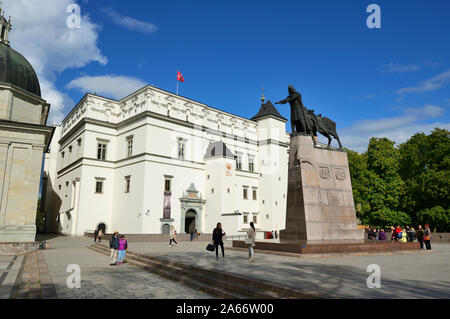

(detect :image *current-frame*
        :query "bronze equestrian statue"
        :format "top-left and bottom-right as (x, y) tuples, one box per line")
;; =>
(276, 84), (343, 148)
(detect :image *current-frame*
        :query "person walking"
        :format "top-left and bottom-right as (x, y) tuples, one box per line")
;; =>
(417, 225), (425, 249)
(194, 229), (199, 240)
(247, 222), (256, 261)
(424, 224), (432, 250)
(212, 223), (226, 260)
(109, 231), (119, 266)
(117, 235), (128, 265)
(169, 225), (178, 246)
(190, 230), (194, 242)
(98, 228), (103, 243)
(94, 228), (99, 242)
(275, 230), (278, 240)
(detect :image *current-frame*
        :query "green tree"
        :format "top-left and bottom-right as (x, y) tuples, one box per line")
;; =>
(398, 128), (450, 219)
(416, 206), (450, 232)
(365, 137), (405, 213)
(365, 208), (411, 229)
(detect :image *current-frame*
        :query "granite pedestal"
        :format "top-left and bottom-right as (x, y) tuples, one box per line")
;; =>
(280, 135), (364, 244)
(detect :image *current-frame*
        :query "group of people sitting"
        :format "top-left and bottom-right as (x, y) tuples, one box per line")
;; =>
(365, 224), (432, 249)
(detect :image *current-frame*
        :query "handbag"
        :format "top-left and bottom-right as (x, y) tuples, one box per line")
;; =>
(245, 237), (253, 245)
(206, 243), (215, 252)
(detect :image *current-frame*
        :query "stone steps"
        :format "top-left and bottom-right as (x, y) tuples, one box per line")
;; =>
(88, 243), (327, 299)
(87, 244), (245, 299)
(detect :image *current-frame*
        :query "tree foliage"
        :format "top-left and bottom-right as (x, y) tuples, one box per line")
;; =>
(347, 128), (450, 231)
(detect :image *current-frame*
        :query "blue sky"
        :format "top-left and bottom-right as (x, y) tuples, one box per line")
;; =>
(5, 0), (450, 152)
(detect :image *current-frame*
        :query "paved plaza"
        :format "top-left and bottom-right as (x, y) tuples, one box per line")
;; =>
(1, 236), (449, 299)
(104, 239), (450, 299)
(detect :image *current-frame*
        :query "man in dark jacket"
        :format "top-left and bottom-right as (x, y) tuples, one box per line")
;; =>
(416, 225), (425, 249)
(109, 231), (119, 265)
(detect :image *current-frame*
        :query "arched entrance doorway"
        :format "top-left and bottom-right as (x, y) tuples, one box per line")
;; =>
(162, 223), (170, 235)
(185, 210), (197, 234)
(97, 223), (106, 234)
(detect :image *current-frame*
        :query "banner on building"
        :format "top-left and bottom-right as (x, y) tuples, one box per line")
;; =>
(163, 192), (171, 218)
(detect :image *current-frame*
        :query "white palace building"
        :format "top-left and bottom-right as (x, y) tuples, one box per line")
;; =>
(42, 85), (290, 238)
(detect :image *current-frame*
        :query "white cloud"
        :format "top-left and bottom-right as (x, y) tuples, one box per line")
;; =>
(404, 104), (445, 118)
(66, 75), (146, 100)
(102, 8), (158, 34)
(3, 0), (107, 124)
(339, 105), (449, 153)
(381, 62), (421, 74)
(397, 69), (450, 94)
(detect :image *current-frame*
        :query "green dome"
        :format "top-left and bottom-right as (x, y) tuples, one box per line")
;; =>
(0, 42), (41, 97)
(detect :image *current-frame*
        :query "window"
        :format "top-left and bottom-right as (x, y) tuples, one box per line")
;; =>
(243, 187), (248, 200)
(95, 181), (103, 194)
(252, 188), (257, 200)
(248, 155), (255, 172)
(77, 138), (82, 146)
(125, 176), (131, 193)
(97, 143), (107, 160)
(126, 137), (133, 158)
(236, 153), (242, 170)
(243, 214), (249, 224)
(61, 151), (65, 159)
(253, 214), (258, 224)
(68, 146), (72, 153)
(177, 138), (186, 160)
(211, 188), (214, 194)
(164, 179), (171, 193)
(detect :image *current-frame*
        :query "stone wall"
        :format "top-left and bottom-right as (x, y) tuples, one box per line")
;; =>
(0, 242), (39, 256)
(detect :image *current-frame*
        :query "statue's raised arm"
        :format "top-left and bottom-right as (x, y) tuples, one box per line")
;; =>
(276, 84), (343, 148)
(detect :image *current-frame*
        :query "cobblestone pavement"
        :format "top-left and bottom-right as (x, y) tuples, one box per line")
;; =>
(123, 239), (450, 299)
(10, 251), (57, 299)
(42, 236), (214, 299)
(0, 255), (22, 299)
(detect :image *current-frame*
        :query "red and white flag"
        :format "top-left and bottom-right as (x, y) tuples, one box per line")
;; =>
(177, 70), (184, 82)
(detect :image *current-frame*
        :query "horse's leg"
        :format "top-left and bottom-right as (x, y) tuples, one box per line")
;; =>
(327, 135), (332, 147)
(336, 135), (343, 149)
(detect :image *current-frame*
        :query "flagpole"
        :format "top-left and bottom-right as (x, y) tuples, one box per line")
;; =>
(176, 82), (179, 95)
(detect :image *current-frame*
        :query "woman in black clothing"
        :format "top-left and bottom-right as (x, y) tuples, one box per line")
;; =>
(212, 223), (226, 260)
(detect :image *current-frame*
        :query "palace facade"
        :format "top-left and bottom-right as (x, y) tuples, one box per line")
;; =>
(43, 85), (290, 238)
